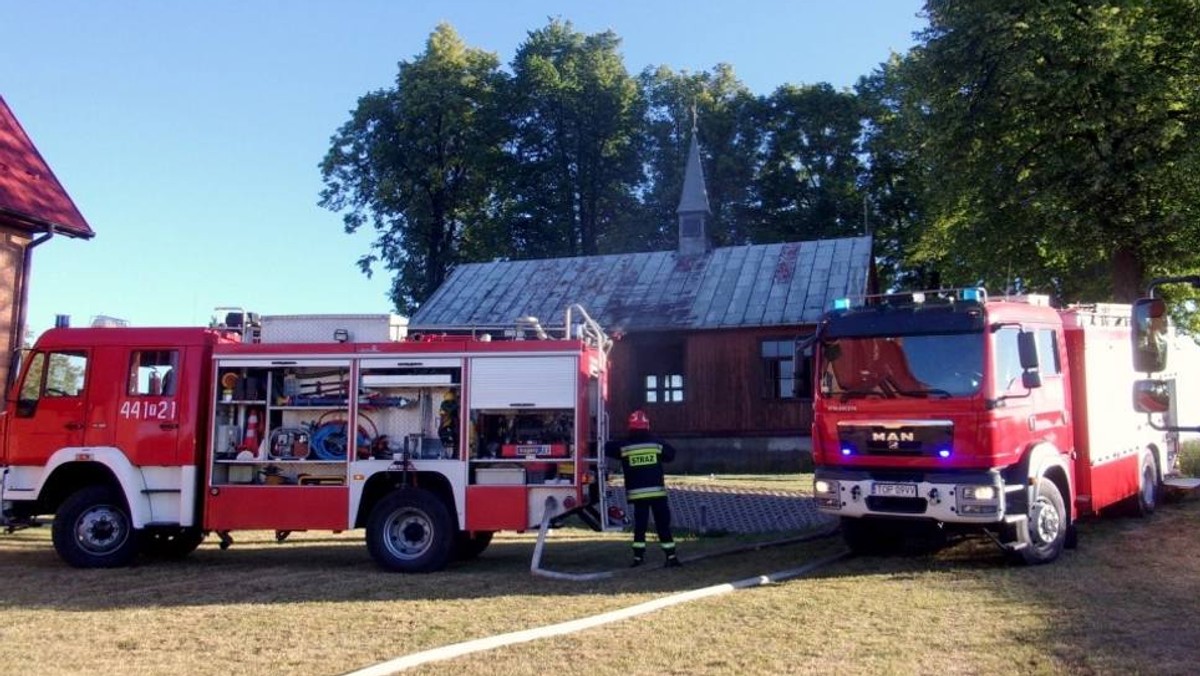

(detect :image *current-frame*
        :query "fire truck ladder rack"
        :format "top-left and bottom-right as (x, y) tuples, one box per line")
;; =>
(412, 304), (614, 353)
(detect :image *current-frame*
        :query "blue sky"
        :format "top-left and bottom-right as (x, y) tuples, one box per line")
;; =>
(1, 1), (925, 336)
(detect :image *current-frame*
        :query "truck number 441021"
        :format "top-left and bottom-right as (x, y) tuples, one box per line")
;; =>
(118, 400), (177, 421)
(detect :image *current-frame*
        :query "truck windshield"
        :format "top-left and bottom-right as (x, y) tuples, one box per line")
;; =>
(819, 333), (985, 399)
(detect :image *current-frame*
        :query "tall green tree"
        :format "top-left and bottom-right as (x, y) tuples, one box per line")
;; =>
(635, 64), (761, 251)
(502, 20), (644, 258)
(319, 24), (508, 313)
(902, 0), (1200, 302)
(857, 55), (937, 291)
(750, 83), (867, 243)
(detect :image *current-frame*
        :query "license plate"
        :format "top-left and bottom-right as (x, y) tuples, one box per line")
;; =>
(873, 482), (918, 498)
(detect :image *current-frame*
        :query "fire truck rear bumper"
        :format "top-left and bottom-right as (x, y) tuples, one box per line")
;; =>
(813, 468), (1008, 524)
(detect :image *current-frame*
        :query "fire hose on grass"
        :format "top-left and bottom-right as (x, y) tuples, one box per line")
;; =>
(529, 496), (843, 581)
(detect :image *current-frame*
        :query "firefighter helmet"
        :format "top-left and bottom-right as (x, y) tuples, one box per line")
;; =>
(628, 410), (651, 430)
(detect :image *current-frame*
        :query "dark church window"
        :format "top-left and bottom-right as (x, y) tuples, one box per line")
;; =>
(642, 342), (685, 404)
(680, 215), (702, 238)
(762, 337), (812, 399)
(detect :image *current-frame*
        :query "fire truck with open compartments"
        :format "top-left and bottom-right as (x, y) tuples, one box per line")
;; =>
(809, 287), (1181, 564)
(0, 306), (617, 571)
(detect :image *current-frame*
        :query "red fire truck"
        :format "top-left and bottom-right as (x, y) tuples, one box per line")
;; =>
(810, 288), (1171, 564)
(0, 308), (615, 571)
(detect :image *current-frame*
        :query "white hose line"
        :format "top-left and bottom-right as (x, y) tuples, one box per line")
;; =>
(344, 550), (849, 676)
(531, 496), (614, 581)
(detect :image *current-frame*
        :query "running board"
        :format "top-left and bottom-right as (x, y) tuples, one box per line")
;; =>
(1001, 514), (1030, 551)
(1164, 477), (1200, 491)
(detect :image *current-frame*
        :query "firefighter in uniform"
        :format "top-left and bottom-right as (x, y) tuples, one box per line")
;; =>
(605, 410), (681, 568)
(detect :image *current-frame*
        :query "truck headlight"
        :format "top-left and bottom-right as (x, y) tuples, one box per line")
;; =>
(957, 484), (1000, 516)
(813, 479), (840, 509)
(961, 485), (996, 501)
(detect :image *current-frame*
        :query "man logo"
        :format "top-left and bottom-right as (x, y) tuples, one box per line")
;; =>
(872, 431), (915, 450)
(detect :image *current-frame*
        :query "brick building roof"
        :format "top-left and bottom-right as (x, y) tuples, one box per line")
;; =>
(0, 95), (93, 238)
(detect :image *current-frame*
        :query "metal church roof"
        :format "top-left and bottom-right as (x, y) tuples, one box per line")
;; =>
(411, 235), (873, 333)
(0, 96), (93, 238)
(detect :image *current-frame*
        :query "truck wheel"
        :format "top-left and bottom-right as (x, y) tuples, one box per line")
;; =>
(142, 528), (206, 559)
(453, 531), (494, 560)
(840, 517), (897, 555)
(366, 489), (454, 573)
(1018, 477), (1067, 565)
(52, 486), (140, 568)
(1133, 451), (1159, 517)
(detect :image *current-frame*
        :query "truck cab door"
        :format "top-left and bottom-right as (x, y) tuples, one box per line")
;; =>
(992, 326), (1071, 457)
(111, 347), (183, 466)
(5, 349), (90, 465)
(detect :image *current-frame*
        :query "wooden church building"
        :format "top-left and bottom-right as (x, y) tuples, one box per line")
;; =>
(411, 129), (875, 472)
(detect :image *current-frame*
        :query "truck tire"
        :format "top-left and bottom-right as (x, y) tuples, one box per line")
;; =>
(366, 489), (454, 573)
(142, 527), (206, 559)
(1018, 477), (1067, 565)
(51, 486), (140, 568)
(841, 517), (898, 555)
(1133, 451), (1159, 517)
(453, 531), (494, 561)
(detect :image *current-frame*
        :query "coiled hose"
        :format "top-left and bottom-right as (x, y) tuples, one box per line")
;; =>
(309, 412), (376, 460)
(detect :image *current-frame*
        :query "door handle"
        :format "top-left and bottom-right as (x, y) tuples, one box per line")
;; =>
(65, 422), (84, 431)
(160, 423), (180, 430)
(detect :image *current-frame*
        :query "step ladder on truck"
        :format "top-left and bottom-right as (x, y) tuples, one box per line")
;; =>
(0, 303), (623, 571)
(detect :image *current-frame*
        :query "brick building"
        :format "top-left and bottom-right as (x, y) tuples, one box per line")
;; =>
(0, 96), (94, 387)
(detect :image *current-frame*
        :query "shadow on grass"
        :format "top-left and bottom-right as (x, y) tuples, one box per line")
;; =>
(804, 495), (1200, 673)
(0, 520), (841, 612)
(5, 496), (1199, 675)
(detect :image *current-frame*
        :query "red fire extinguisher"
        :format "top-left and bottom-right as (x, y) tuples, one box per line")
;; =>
(242, 410), (261, 454)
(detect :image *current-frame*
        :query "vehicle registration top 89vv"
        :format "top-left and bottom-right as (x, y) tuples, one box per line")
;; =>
(872, 482), (918, 498)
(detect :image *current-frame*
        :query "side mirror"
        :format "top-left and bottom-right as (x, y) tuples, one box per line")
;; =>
(1017, 331), (1040, 370)
(1022, 371), (1043, 390)
(15, 398), (37, 418)
(1132, 297), (1169, 373)
(1017, 330), (1042, 389)
(1133, 379), (1171, 414)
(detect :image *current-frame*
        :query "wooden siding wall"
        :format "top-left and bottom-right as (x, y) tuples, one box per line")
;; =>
(609, 327), (813, 439)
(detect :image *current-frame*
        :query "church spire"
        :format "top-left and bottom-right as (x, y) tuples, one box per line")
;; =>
(676, 106), (711, 256)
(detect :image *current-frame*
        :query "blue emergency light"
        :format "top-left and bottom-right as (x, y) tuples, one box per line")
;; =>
(832, 298), (851, 311)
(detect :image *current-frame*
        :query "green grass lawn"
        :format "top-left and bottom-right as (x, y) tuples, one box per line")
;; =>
(1, 481), (1197, 675)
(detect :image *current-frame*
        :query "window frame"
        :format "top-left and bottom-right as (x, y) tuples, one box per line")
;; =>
(644, 373), (685, 404)
(761, 335), (813, 401)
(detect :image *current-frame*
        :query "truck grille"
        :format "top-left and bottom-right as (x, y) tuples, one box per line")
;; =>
(838, 422), (954, 458)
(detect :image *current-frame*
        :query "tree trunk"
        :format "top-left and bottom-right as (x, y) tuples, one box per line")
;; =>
(1110, 245), (1145, 303)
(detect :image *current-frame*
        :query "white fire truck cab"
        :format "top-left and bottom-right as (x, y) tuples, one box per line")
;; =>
(0, 307), (614, 572)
